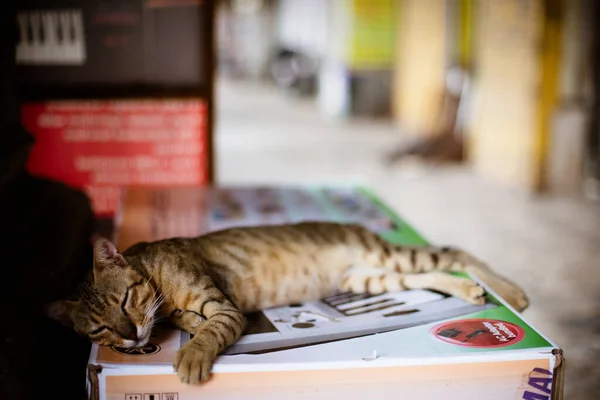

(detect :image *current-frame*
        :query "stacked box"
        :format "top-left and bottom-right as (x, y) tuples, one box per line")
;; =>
(15, 0), (214, 226)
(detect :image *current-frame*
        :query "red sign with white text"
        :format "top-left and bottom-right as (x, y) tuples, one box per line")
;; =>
(22, 99), (209, 217)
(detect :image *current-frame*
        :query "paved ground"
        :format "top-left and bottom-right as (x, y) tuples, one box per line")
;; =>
(215, 78), (600, 398)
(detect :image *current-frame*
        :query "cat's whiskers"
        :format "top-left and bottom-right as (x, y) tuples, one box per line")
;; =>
(142, 296), (162, 324)
(144, 267), (162, 305)
(142, 276), (166, 315)
(141, 287), (174, 329)
(144, 266), (156, 285)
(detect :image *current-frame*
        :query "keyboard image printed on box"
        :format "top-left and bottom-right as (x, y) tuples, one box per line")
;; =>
(16, 9), (86, 65)
(221, 288), (496, 355)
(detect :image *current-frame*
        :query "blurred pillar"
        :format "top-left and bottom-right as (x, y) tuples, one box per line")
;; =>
(468, 0), (563, 192)
(585, 0), (600, 200)
(392, 0), (447, 136)
(547, 0), (593, 195)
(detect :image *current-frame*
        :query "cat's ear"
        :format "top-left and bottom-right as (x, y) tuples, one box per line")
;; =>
(93, 237), (128, 278)
(44, 300), (78, 329)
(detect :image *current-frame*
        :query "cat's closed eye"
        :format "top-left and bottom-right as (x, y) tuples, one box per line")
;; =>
(121, 289), (130, 311)
(87, 325), (111, 339)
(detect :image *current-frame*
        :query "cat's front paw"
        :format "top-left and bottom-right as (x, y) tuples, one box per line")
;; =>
(174, 342), (217, 385)
(456, 278), (486, 306)
(499, 282), (529, 312)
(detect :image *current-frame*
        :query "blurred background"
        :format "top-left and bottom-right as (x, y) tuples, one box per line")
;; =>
(8, 0), (600, 398)
(215, 3), (600, 396)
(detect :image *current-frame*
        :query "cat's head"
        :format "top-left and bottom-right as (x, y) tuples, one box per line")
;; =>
(45, 238), (159, 348)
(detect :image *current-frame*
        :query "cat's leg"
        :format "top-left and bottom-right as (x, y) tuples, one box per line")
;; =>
(364, 240), (528, 312)
(462, 265), (529, 312)
(341, 266), (486, 305)
(170, 276), (247, 385)
(432, 247), (529, 312)
(170, 309), (206, 331)
(401, 271), (486, 305)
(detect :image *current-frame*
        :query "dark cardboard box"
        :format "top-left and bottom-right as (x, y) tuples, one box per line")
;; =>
(15, 0), (210, 90)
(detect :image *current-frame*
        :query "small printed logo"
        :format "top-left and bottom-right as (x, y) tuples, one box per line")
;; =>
(111, 343), (161, 356)
(429, 318), (526, 348)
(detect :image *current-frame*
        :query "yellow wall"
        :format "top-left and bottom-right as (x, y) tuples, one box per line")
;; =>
(346, 0), (397, 70)
(393, 0), (446, 137)
(468, 0), (548, 189)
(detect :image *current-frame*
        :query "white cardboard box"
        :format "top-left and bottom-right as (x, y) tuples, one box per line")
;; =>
(87, 186), (564, 400)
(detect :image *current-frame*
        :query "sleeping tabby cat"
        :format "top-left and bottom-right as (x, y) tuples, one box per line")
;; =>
(45, 221), (528, 385)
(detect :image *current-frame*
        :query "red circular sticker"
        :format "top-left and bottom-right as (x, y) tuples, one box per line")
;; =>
(429, 319), (526, 348)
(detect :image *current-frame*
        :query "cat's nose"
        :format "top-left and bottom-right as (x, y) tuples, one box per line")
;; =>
(125, 330), (138, 341)
(120, 322), (138, 341)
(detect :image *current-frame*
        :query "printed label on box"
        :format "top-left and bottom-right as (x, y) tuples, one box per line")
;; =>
(429, 318), (526, 348)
